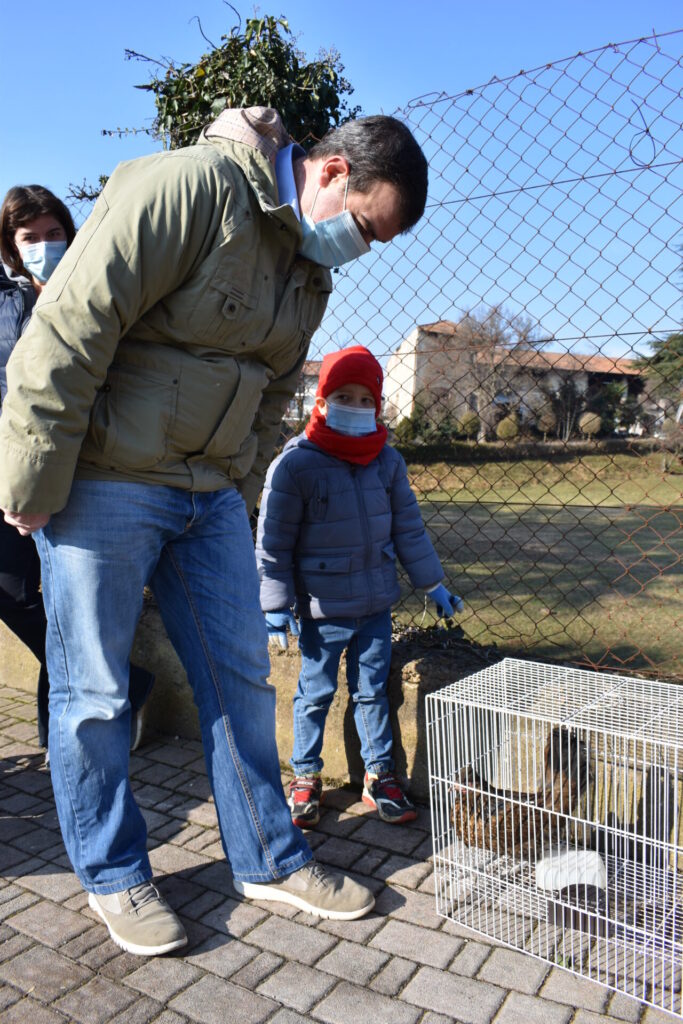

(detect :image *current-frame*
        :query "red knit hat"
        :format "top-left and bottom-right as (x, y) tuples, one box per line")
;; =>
(316, 346), (383, 414)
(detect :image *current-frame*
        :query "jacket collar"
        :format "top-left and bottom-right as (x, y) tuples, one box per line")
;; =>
(204, 106), (290, 160)
(200, 106), (302, 233)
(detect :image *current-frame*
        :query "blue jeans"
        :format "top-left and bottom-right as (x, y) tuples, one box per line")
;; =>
(35, 480), (311, 894)
(292, 610), (394, 776)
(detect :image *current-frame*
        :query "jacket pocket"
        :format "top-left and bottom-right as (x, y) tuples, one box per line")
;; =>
(202, 359), (271, 459)
(204, 254), (264, 348)
(297, 553), (352, 601)
(82, 364), (177, 471)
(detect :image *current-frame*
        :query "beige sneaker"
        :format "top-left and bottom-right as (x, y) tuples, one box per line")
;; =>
(232, 860), (375, 920)
(88, 881), (187, 956)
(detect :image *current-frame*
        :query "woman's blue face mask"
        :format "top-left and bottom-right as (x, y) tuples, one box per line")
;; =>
(18, 240), (67, 283)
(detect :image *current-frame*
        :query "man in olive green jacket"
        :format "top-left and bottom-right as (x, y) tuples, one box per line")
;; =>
(0, 107), (428, 955)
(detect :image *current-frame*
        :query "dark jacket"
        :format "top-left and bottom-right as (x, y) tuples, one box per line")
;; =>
(256, 434), (444, 619)
(0, 268), (35, 403)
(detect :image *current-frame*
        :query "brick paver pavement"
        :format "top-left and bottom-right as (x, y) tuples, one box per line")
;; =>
(0, 685), (673, 1023)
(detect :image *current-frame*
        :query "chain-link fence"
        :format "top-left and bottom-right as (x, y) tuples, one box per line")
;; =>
(307, 31), (682, 681)
(66, 31), (682, 681)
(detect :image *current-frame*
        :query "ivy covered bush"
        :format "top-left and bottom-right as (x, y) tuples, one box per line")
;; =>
(129, 15), (360, 149)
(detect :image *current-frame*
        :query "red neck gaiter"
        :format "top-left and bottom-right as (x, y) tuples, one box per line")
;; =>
(305, 407), (388, 465)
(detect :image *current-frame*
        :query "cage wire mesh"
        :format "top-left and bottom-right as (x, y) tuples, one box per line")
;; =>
(66, 32), (683, 679)
(427, 658), (683, 1015)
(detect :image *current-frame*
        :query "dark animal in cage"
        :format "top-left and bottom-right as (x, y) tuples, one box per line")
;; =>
(450, 726), (591, 859)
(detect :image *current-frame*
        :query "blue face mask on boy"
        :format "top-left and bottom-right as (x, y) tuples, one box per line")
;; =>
(325, 402), (377, 436)
(299, 179), (371, 268)
(19, 240), (67, 283)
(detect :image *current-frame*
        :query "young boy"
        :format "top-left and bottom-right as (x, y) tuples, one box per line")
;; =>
(256, 346), (463, 827)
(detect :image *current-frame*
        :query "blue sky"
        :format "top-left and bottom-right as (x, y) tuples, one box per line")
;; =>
(1, 2), (680, 360)
(1, 0), (680, 201)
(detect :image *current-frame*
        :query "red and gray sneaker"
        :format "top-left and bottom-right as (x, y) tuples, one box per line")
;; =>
(288, 774), (323, 828)
(362, 771), (417, 824)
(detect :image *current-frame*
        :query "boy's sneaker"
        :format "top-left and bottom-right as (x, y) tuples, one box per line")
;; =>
(88, 882), (187, 956)
(288, 774), (323, 827)
(233, 860), (374, 920)
(362, 770), (417, 824)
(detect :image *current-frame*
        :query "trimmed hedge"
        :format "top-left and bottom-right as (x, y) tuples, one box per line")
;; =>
(496, 415), (520, 441)
(393, 436), (667, 465)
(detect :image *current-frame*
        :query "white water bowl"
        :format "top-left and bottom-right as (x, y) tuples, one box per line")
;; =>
(535, 847), (607, 892)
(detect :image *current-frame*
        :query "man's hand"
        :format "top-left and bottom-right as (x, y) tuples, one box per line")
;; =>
(2, 509), (50, 536)
(265, 609), (300, 650)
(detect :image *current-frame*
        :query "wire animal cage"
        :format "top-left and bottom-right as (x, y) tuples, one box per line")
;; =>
(427, 659), (683, 1017)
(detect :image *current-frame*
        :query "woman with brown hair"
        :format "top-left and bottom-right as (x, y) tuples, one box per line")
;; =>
(0, 185), (153, 760)
(0, 185), (76, 284)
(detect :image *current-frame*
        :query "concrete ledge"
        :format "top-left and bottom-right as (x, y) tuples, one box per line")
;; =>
(2, 599), (496, 802)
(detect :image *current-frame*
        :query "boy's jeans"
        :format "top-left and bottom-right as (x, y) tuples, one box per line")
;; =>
(35, 480), (311, 894)
(292, 610), (394, 776)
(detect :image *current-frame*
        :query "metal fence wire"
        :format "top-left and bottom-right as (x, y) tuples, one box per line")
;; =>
(305, 31), (683, 682)
(67, 32), (682, 681)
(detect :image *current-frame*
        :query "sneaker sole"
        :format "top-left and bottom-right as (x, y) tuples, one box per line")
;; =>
(88, 892), (188, 956)
(291, 813), (320, 828)
(232, 879), (375, 921)
(362, 792), (418, 824)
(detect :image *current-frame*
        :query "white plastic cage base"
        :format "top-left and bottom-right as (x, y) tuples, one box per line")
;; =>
(427, 659), (683, 1017)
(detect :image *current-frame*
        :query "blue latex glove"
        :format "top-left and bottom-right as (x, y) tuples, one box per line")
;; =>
(428, 584), (465, 619)
(265, 609), (299, 649)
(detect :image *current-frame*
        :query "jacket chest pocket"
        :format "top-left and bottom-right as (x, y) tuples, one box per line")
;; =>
(204, 257), (267, 350)
(258, 262), (333, 373)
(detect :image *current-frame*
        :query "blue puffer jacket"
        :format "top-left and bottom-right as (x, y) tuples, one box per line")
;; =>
(0, 269), (35, 403)
(256, 434), (444, 619)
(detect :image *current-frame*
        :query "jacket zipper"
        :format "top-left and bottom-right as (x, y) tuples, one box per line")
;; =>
(350, 465), (374, 614)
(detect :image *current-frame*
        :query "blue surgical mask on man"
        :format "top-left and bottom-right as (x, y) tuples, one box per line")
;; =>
(325, 401), (377, 436)
(299, 179), (371, 268)
(18, 240), (67, 283)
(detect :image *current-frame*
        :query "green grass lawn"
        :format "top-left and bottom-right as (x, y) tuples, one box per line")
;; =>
(398, 453), (682, 680)
(407, 452), (683, 508)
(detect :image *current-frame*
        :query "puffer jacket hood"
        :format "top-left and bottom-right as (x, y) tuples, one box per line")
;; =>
(256, 434), (444, 619)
